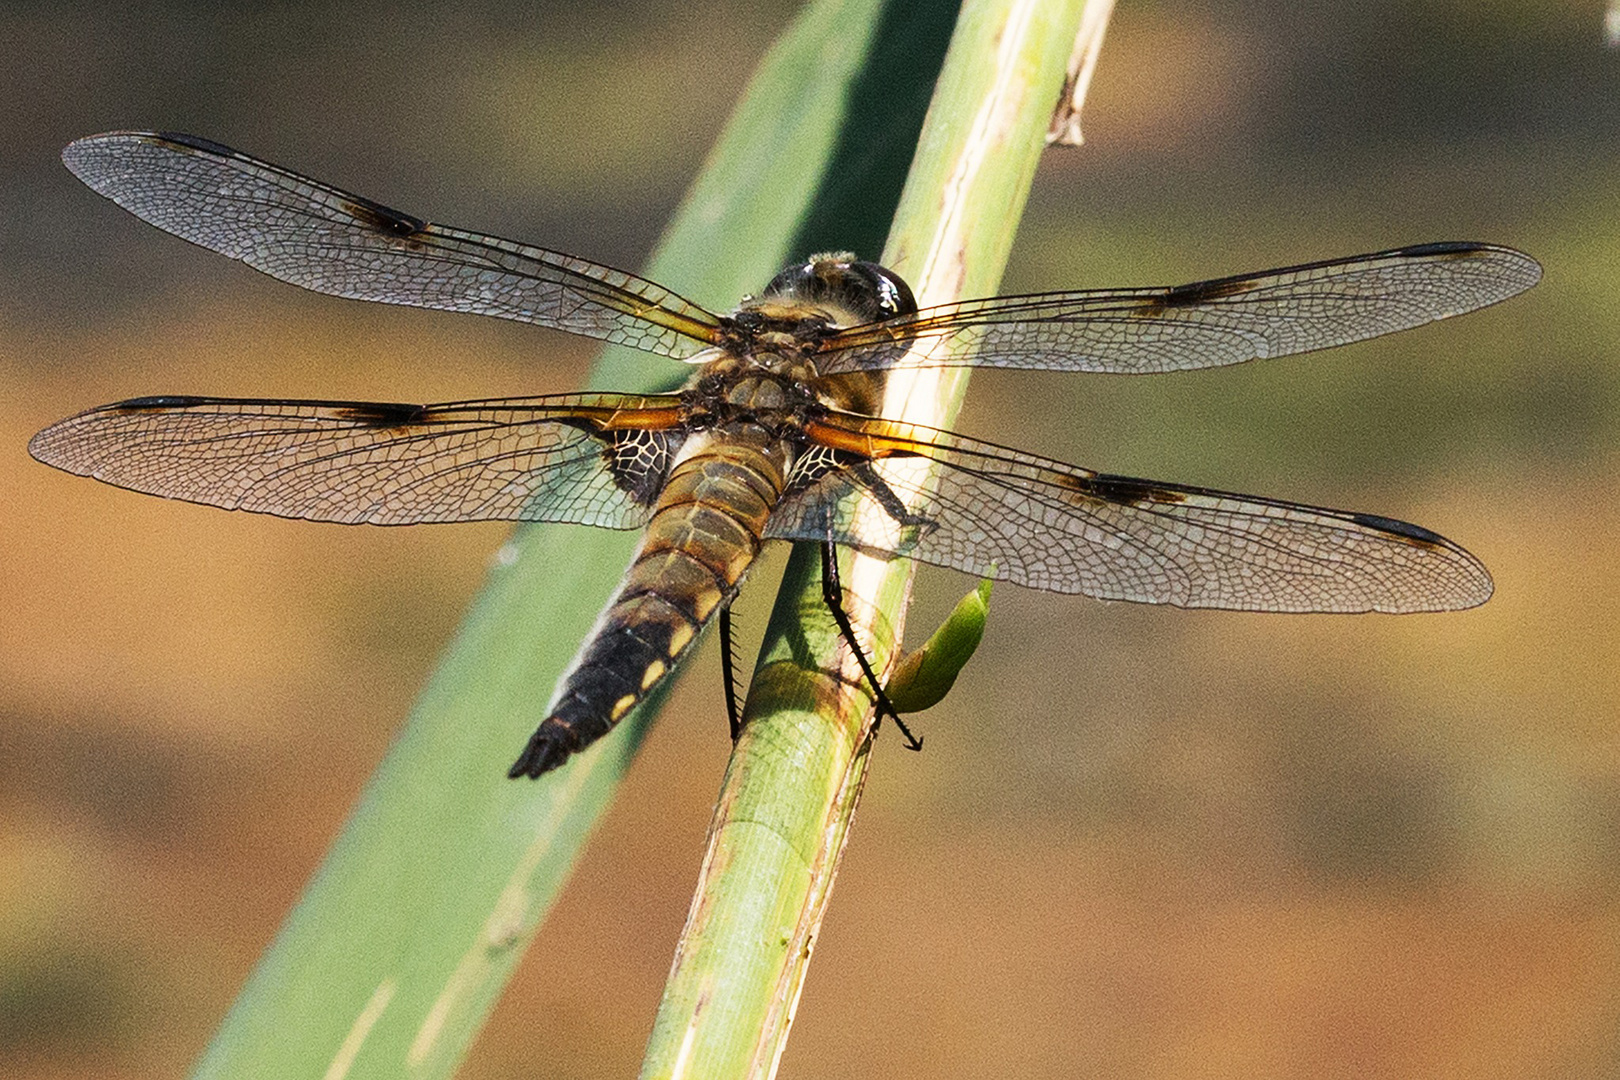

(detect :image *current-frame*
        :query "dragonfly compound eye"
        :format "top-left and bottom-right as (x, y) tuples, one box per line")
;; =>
(760, 254), (918, 325)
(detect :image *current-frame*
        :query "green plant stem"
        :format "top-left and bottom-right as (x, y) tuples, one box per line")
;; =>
(639, 1), (1104, 1076)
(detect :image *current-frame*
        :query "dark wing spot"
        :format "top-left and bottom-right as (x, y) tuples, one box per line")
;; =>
(106, 395), (209, 412)
(1154, 276), (1259, 309)
(1385, 241), (1488, 260)
(339, 198), (427, 238)
(1079, 474), (1190, 505)
(334, 401), (427, 427)
(153, 132), (240, 157)
(1348, 512), (1447, 548)
(1132, 275), (1262, 319)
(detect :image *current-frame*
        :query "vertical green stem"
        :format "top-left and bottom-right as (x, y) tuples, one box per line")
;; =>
(640, 2), (1106, 1077)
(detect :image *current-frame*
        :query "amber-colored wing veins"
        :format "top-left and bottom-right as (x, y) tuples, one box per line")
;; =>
(29, 393), (689, 527)
(63, 132), (723, 359)
(769, 414), (1491, 613)
(818, 243), (1540, 375)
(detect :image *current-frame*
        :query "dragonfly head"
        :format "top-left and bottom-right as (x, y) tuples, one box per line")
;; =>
(757, 253), (917, 327)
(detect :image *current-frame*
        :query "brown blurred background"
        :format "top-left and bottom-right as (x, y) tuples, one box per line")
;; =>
(3, 1), (1617, 1077)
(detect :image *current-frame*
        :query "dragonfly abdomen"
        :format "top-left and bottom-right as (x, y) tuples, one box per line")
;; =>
(509, 429), (791, 777)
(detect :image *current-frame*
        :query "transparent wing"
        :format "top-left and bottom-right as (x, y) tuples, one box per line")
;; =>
(769, 414), (1492, 613)
(63, 132), (723, 359)
(818, 243), (1540, 374)
(29, 392), (690, 527)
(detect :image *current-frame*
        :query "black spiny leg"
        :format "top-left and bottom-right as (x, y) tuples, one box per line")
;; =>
(719, 604), (743, 741)
(820, 541), (923, 752)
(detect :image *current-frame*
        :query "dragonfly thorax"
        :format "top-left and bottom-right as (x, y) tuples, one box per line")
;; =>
(714, 306), (834, 369)
(683, 368), (824, 432)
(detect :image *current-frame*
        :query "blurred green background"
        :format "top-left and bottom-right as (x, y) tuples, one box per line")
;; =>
(3, 1), (1617, 1076)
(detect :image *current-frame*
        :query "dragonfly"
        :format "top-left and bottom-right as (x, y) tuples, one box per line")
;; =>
(31, 132), (1541, 778)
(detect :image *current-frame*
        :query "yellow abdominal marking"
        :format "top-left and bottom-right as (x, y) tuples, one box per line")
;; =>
(666, 623), (695, 657)
(689, 587), (722, 621)
(641, 660), (667, 690)
(611, 694), (638, 721)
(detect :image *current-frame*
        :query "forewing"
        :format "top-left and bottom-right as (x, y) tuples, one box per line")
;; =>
(29, 392), (689, 528)
(819, 243), (1540, 374)
(63, 132), (723, 359)
(769, 415), (1492, 613)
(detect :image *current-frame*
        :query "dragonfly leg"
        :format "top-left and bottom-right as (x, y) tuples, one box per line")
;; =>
(719, 604), (743, 741)
(819, 541), (923, 752)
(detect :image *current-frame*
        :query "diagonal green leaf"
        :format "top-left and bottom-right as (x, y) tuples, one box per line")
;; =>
(189, 1), (956, 1077)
